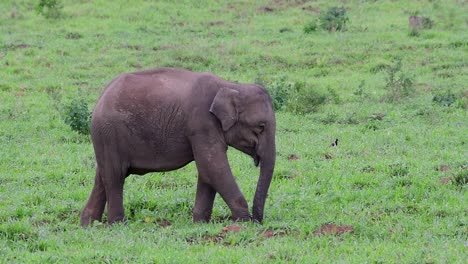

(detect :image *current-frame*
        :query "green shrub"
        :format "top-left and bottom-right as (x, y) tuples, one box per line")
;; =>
(432, 90), (457, 107)
(432, 90), (466, 109)
(260, 76), (293, 111)
(303, 20), (318, 33)
(319, 7), (349, 31)
(259, 76), (327, 114)
(422, 16), (434, 29)
(388, 163), (410, 177)
(63, 97), (91, 135)
(383, 59), (414, 102)
(453, 170), (468, 186)
(291, 87), (327, 114)
(36, 0), (63, 19)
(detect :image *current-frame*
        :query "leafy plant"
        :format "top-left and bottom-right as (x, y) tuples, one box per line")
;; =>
(287, 81), (327, 114)
(432, 90), (457, 106)
(258, 77), (327, 114)
(383, 59), (414, 102)
(421, 16), (434, 29)
(319, 7), (349, 31)
(303, 20), (318, 33)
(258, 76), (293, 111)
(388, 163), (410, 177)
(453, 170), (468, 186)
(36, 0), (63, 19)
(63, 97), (91, 135)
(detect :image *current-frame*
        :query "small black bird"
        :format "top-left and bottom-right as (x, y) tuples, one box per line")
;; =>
(331, 138), (338, 147)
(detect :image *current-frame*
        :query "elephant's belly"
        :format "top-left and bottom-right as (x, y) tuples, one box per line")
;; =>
(126, 140), (195, 175)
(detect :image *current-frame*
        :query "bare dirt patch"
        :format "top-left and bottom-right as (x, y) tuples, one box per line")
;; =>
(188, 225), (294, 245)
(439, 177), (453, 185)
(361, 166), (376, 173)
(130, 62), (142, 70)
(288, 154), (300, 161)
(207, 21), (224, 27)
(258, 0), (314, 13)
(124, 45), (143, 51)
(198, 224), (246, 244)
(438, 165), (451, 172)
(261, 228), (291, 239)
(152, 45), (176, 51)
(222, 224), (246, 233)
(156, 219), (171, 227)
(5, 44), (30, 50)
(312, 223), (354, 236)
(302, 6), (320, 13)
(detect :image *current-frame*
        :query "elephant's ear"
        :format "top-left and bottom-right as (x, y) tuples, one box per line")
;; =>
(210, 87), (239, 131)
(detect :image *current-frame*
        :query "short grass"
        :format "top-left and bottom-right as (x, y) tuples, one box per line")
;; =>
(0, 0), (467, 262)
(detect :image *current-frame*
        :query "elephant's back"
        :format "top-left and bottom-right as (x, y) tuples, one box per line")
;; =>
(90, 68), (200, 145)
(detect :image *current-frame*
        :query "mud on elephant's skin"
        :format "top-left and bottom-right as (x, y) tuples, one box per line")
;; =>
(80, 67), (276, 226)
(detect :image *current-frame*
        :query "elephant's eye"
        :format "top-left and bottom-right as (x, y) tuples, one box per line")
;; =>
(257, 123), (265, 134)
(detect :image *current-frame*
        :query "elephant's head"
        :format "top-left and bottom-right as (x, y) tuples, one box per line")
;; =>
(210, 85), (276, 222)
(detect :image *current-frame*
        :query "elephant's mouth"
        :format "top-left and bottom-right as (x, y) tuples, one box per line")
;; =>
(253, 154), (260, 167)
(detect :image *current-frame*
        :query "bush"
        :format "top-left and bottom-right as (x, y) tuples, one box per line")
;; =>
(319, 7), (349, 31)
(388, 163), (410, 177)
(259, 76), (327, 114)
(290, 86), (327, 114)
(303, 20), (318, 33)
(432, 90), (466, 109)
(383, 59), (414, 102)
(36, 0), (63, 19)
(258, 76), (292, 111)
(453, 170), (468, 186)
(432, 90), (457, 107)
(63, 97), (91, 135)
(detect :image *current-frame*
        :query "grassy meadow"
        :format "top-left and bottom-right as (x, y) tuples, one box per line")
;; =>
(1, 0), (467, 262)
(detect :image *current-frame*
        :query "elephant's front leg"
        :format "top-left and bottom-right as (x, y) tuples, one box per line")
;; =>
(191, 140), (251, 221)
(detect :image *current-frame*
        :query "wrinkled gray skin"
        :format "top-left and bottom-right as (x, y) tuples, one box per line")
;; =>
(80, 67), (276, 226)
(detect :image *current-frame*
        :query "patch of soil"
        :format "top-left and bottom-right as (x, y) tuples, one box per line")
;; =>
(202, 233), (224, 243)
(361, 166), (376, 173)
(438, 165), (451, 172)
(124, 45), (143, 50)
(130, 62), (142, 69)
(302, 6), (320, 13)
(200, 224), (246, 244)
(369, 112), (386, 121)
(156, 219), (171, 227)
(7, 44), (30, 50)
(312, 223), (354, 237)
(258, 6), (275, 12)
(287, 154), (300, 161)
(261, 228), (290, 239)
(324, 153), (334, 159)
(439, 176), (453, 185)
(152, 45), (175, 51)
(208, 21), (224, 27)
(222, 224), (246, 233)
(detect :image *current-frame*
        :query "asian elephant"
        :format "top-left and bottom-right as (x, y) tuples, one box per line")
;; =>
(80, 67), (276, 226)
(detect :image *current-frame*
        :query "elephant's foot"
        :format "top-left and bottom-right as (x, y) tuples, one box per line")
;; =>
(192, 210), (212, 223)
(80, 208), (103, 227)
(230, 214), (252, 222)
(107, 214), (127, 225)
(229, 196), (250, 222)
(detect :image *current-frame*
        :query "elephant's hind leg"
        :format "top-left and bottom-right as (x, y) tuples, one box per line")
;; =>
(192, 179), (216, 222)
(81, 165), (106, 226)
(100, 160), (128, 225)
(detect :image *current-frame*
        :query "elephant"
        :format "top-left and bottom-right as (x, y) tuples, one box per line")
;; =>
(80, 67), (276, 226)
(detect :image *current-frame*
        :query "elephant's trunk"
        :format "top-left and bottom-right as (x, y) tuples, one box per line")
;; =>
(252, 128), (276, 223)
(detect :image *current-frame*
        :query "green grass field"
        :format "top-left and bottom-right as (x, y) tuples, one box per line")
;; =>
(1, 0), (467, 262)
